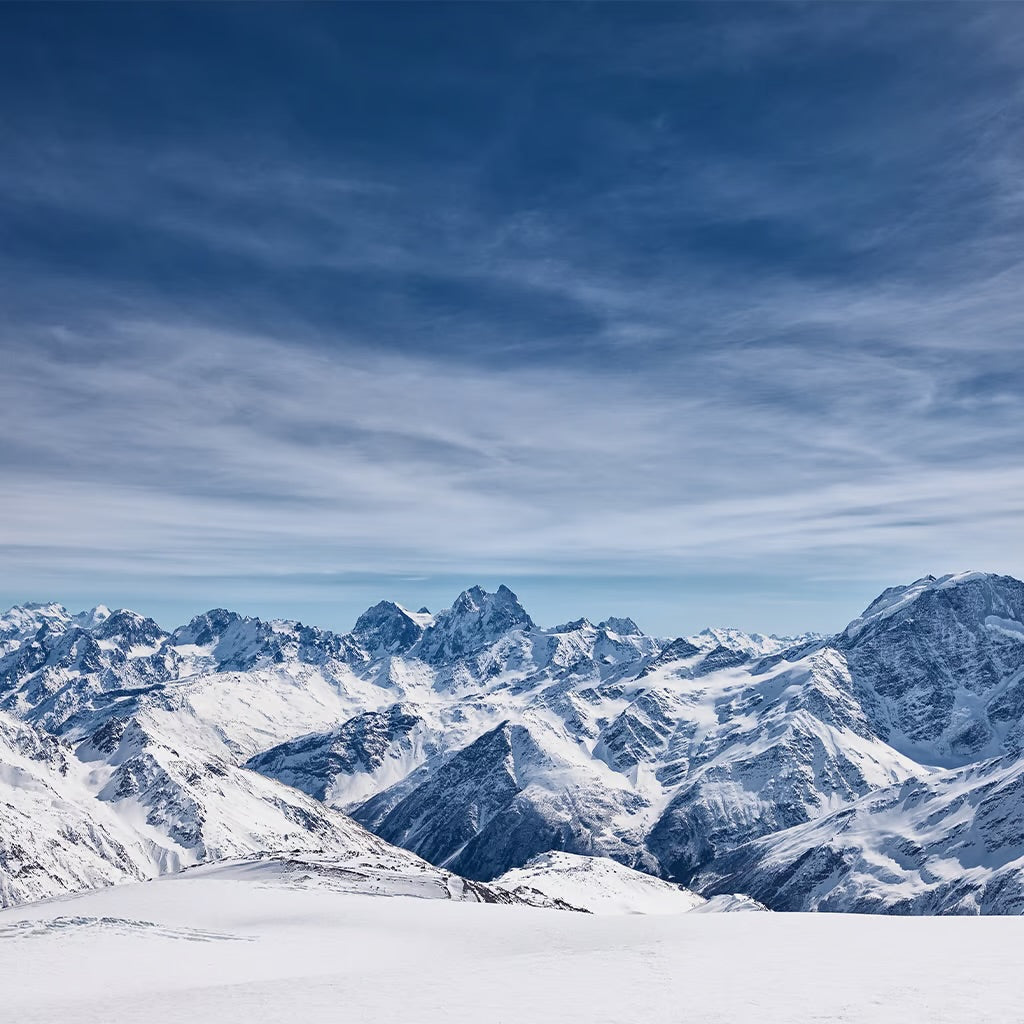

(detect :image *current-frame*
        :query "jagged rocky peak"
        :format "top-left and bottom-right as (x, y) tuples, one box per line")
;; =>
(451, 584), (530, 623)
(692, 644), (752, 675)
(417, 585), (534, 663)
(17, 622), (105, 675)
(0, 601), (74, 642)
(92, 608), (167, 648)
(598, 617), (642, 636)
(552, 617), (594, 633)
(170, 608), (248, 647)
(352, 601), (424, 655)
(835, 571), (1024, 763)
(74, 605), (112, 629)
(167, 608), (281, 672)
(843, 571), (1024, 642)
(651, 637), (702, 663)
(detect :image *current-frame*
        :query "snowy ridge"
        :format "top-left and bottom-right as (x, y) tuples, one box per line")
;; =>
(0, 704), (534, 909)
(0, 710), (147, 907)
(696, 752), (1024, 914)
(494, 851), (711, 914)
(686, 626), (821, 658)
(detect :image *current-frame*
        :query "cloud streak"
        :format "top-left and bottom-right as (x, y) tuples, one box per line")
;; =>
(1, 3), (1024, 632)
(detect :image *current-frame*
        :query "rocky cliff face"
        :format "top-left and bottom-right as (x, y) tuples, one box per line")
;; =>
(839, 573), (1024, 765)
(695, 753), (1024, 914)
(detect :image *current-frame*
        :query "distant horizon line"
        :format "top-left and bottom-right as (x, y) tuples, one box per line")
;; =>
(1, 569), (1004, 642)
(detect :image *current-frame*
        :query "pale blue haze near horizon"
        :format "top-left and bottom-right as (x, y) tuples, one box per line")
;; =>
(2, 3), (1023, 635)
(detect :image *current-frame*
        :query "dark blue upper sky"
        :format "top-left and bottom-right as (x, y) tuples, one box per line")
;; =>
(2, 3), (1023, 634)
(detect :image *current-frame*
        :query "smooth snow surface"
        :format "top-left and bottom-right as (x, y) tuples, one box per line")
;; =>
(1, 867), (1020, 1024)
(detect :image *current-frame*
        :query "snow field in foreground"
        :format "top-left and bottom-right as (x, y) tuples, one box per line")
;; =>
(0, 864), (1021, 1024)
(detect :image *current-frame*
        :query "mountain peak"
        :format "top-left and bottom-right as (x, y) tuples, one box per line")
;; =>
(92, 608), (167, 647)
(451, 583), (524, 613)
(75, 605), (112, 629)
(599, 617), (642, 636)
(0, 602), (74, 642)
(687, 627), (797, 658)
(170, 608), (248, 647)
(451, 585), (486, 614)
(351, 600), (424, 655)
(552, 617), (594, 633)
(448, 584), (531, 621)
(416, 585), (534, 664)
(845, 571), (1014, 642)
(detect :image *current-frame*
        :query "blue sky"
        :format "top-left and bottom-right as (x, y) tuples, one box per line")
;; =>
(2, 3), (1023, 635)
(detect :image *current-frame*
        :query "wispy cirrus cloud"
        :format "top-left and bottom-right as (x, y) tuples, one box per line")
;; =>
(1, 3), (1024, 632)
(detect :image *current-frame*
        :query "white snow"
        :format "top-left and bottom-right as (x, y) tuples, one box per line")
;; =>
(843, 572), (990, 640)
(0, 865), (1020, 1024)
(494, 850), (707, 914)
(986, 615), (1024, 641)
(398, 603), (436, 628)
(699, 752), (1024, 913)
(693, 892), (767, 913)
(685, 626), (817, 657)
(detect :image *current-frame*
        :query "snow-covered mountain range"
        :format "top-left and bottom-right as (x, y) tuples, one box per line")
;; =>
(3, 571), (1024, 913)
